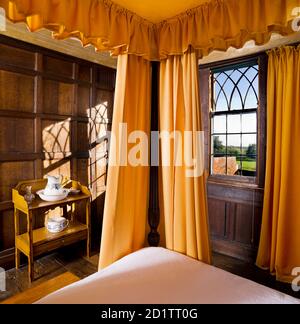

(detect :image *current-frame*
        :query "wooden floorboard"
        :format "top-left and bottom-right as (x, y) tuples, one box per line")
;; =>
(212, 252), (300, 299)
(0, 246), (98, 303)
(2, 272), (80, 304)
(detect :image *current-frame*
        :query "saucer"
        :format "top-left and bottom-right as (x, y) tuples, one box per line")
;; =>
(68, 188), (81, 195)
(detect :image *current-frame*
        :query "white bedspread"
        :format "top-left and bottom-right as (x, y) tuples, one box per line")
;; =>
(37, 247), (300, 304)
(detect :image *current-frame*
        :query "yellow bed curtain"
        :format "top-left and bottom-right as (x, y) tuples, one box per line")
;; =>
(159, 47), (211, 264)
(99, 54), (151, 269)
(256, 46), (300, 283)
(1, 0), (299, 60)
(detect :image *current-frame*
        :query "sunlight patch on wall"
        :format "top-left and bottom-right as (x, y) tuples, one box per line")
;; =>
(43, 119), (71, 157)
(89, 101), (110, 200)
(42, 119), (71, 177)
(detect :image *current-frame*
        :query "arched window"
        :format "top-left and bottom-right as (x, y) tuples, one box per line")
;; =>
(211, 61), (259, 178)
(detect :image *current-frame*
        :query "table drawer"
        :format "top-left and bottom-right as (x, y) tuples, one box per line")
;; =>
(33, 230), (88, 256)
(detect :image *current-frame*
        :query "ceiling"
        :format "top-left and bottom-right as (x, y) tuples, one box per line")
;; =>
(112, 0), (208, 23)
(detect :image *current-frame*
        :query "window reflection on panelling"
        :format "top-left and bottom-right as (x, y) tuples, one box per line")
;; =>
(90, 101), (110, 143)
(89, 151), (107, 199)
(43, 79), (74, 115)
(43, 159), (71, 179)
(0, 71), (34, 112)
(0, 44), (35, 69)
(0, 162), (35, 201)
(95, 154), (107, 192)
(89, 91), (112, 199)
(95, 90), (113, 121)
(0, 118), (34, 153)
(42, 119), (71, 177)
(43, 56), (73, 78)
(90, 121), (109, 194)
(42, 119), (71, 155)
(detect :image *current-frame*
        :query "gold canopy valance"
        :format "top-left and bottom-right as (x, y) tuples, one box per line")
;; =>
(1, 0), (299, 60)
(158, 0), (300, 58)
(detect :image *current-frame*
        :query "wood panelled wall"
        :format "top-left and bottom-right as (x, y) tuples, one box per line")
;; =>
(207, 182), (264, 261)
(0, 35), (116, 268)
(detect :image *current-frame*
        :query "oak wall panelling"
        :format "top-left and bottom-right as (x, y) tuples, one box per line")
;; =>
(0, 35), (116, 268)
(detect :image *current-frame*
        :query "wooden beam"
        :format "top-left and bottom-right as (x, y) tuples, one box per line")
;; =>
(0, 153), (45, 162)
(0, 110), (89, 122)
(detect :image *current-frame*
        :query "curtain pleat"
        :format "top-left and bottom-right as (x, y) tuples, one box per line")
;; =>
(1, 0), (299, 60)
(157, 0), (300, 59)
(256, 46), (300, 283)
(159, 48), (211, 263)
(99, 54), (151, 269)
(1, 0), (157, 60)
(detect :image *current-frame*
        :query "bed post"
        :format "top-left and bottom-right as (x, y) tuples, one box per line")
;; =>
(148, 62), (160, 247)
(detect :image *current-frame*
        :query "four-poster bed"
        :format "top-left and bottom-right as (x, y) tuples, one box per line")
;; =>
(1, 0), (300, 303)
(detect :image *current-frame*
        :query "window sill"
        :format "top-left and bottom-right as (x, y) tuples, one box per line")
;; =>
(207, 175), (263, 190)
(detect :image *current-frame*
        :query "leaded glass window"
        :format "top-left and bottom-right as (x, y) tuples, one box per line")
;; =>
(211, 62), (259, 177)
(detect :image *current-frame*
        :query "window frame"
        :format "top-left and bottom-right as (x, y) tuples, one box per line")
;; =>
(210, 61), (259, 181)
(199, 53), (267, 188)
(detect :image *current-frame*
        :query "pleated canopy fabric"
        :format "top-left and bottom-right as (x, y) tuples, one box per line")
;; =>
(1, 0), (299, 60)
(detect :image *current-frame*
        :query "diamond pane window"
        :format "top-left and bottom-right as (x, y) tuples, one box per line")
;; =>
(211, 62), (259, 178)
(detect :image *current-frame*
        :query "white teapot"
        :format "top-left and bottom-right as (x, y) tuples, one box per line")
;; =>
(44, 175), (64, 196)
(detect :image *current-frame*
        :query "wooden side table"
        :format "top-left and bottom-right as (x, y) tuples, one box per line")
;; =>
(12, 179), (91, 282)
